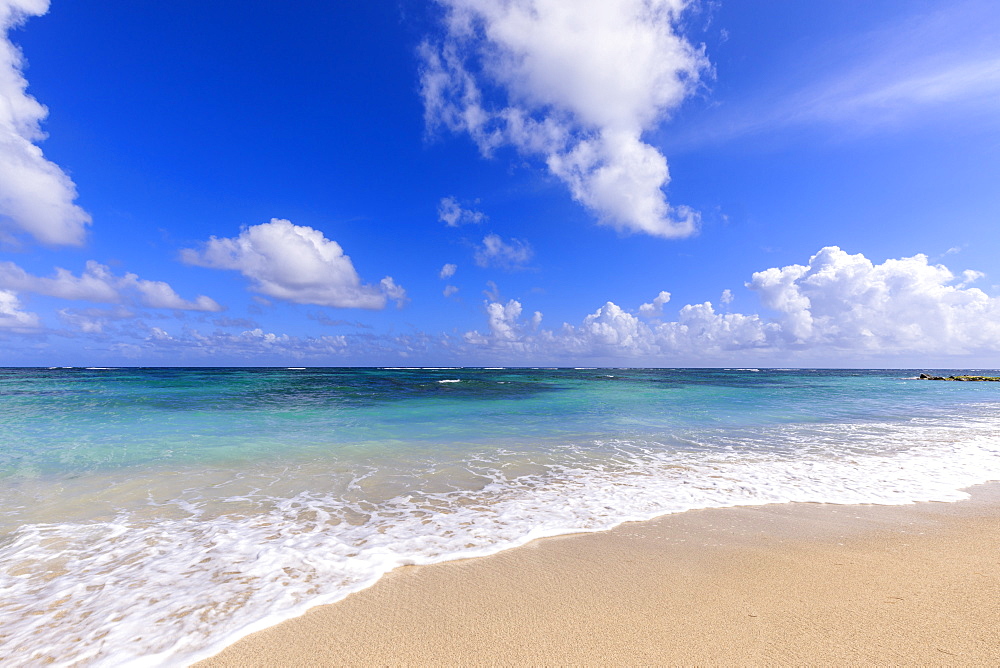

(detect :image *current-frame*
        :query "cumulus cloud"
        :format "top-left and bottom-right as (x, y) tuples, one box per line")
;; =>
(747, 246), (1000, 353)
(484, 298), (522, 340)
(439, 262), (457, 279)
(560, 299), (772, 358)
(0, 0), (90, 246)
(474, 233), (533, 269)
(638, 290), (671, 316)
(0, 260), (223, 311)
(443, 284), (459, 297)
(463, 295), (774, 359)
(0, 288), (38, 328)
(720, 288), (733, 305)
(438, 196), (486, 226)
(461, 247), (1000, 362)
(10, 246), (998, 366)
(420, 0), (707, 238)
(181, 218), (406, 309)
(464, 297), (542, 345)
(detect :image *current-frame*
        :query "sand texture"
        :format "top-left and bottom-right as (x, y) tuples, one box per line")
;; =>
(200, 484), (1000, 666)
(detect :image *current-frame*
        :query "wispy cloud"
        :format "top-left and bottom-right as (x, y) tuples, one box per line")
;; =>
(57, 306), (136, 334)
(672, 1), (1000, 147)
(783, 54), (1000, 131)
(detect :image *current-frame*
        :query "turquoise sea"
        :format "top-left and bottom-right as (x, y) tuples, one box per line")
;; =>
(1, 367), (999, 665)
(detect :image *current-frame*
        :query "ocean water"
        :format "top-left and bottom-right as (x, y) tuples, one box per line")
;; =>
(1, 367), (999, 665)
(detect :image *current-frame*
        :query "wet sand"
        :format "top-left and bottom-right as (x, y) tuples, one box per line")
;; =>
(200, 483), (1000, 666)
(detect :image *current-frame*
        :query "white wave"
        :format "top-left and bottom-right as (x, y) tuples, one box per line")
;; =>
(2, 412), (1000, 666)
(437, 379), (461, 384)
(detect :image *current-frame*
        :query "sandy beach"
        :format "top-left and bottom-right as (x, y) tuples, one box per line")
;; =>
(200, 482), (1000, 666)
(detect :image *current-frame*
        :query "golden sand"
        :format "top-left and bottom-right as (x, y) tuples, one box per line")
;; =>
(201, 483), (1000, 666)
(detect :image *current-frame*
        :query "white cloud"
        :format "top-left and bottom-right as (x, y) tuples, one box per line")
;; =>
(379, 277), (407, 307)
(180, 218), (406, 309)
(578, 301), (652, 353)
(460, 247), (1000, 362)
(9, 246), (999, 366)
(464, 297), (541, 345)
(443, 284), (459, 297)
(0, 0), (90, 246)
(421, 0), (707, 238)
(0, 260), (223, 311)
(958, 270), (984, 288)
(438, 196), (486, 226)
(746, 246), (1000, 353)
(135, 278), (223, 311)
(783, 52), (1000, 132)
(474, 233), (532, 269)
(439, 262), (457, 279)
(638, 290), (671, 316)
(0, 288), (38, 328)
(720, 288), (733, 304)
(484, 298), (522, 340)
(558, 299), (773, 358)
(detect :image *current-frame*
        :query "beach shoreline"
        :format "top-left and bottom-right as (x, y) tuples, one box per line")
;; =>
(199, 481), (1000, 666)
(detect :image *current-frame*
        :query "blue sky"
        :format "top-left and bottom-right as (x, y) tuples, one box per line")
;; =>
(1, 0), (998, 366)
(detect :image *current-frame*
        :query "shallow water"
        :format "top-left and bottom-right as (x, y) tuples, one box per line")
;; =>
(1, 367), (998, 666)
